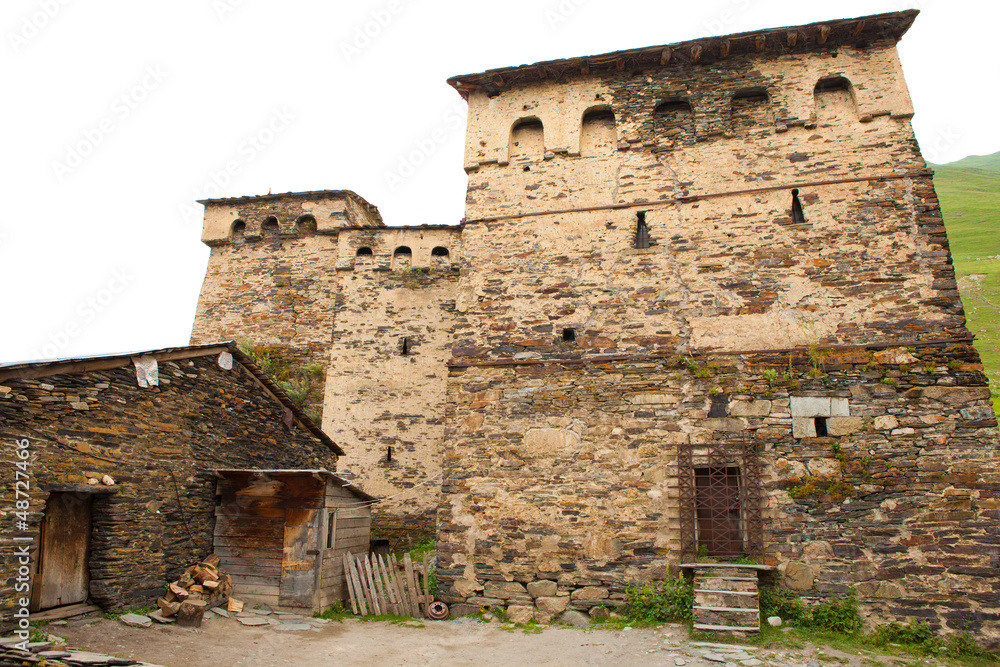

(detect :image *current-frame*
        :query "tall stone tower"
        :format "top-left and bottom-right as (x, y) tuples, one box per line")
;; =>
(436, 10), (1000, 637)
(191, 190), (459, 541)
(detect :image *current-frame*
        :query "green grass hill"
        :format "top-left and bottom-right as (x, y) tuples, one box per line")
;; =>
(931, 151), (1000, 413)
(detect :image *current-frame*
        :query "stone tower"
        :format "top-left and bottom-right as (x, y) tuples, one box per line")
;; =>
(191, 10), (1000, 637)
(191, 190), (459, 541)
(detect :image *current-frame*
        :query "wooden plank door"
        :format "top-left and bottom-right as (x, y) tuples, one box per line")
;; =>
(279, 508), (321, 609)
(695, 467), (743, 556)
(30, 493), (92, 611)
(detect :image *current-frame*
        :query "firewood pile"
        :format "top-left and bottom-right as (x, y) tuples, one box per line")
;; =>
(156, 554), (232, 625)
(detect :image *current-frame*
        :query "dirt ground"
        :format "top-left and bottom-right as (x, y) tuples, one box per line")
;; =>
(51, 614), (933, 667)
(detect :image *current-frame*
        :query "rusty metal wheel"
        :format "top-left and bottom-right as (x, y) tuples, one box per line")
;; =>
(427, 600), (449, 620)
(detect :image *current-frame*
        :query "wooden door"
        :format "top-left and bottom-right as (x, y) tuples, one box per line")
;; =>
(695, 467), (743, 556)
(30, 493), (91, 611)
(278, 508), (321, 609)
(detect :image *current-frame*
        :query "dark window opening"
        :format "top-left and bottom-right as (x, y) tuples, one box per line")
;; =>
(636, 211), (650, 249)
(815, 76), (851, 94)
(791, 189), (807, 224)
(732, 88), (769, 105)
(261, 216), (279, 240)
(655, 99), (693, 115)
(709, 393), (729, 418)
(326, 512), (336, 549)
(356, 247), (373, 256)
(431, 246), (449, 257)
(231, 220), (246, 243)
(400, 337), (412, 355)
(386, 446), (392, 462)
(296, 214), (317, 233)
(814, 417), (828, 437)
(562, 328), (576, 342)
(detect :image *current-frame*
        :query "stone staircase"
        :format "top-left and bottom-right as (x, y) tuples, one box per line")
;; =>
(683, 563), (772, 634)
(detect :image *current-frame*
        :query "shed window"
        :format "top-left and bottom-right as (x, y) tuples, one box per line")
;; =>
(392, 246), (412, 270)
(562, 328), (576, 343)
(230, 220), (246, 243)
(326, 512), (337, 549)
(580, 107), (616, 156)
(510, 118), (544, 163)
(431, 246), (449, 257)
(356, 247), (373, 256)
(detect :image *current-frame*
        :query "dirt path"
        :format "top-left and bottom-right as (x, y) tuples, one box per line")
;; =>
(48, 614), (913, 667)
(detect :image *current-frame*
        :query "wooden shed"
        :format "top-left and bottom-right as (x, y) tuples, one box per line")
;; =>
(212, 469), (375, 612)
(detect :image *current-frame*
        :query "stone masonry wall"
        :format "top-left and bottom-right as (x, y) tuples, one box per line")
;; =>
(438, 344), (1000, 637)
(324, 227), (460, 545)
(0, 353), (338, 627)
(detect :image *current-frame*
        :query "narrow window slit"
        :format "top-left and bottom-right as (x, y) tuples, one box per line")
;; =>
(814, 417), (828, 437)
(791, 189), (806, 224)
(400, 337), (412, 355)
(386, 446), (392, 462)
(635, 211), (650, 249)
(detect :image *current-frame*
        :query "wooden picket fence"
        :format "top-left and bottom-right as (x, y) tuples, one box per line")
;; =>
(343, 551), (434, 618)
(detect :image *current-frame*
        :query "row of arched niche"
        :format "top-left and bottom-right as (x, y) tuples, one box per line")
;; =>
(508, 75), (858, 161)
(355, 245), (451, 271)
(229, 215), (316, 242)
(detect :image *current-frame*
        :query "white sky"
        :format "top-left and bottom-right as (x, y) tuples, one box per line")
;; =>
(2, 0), (997, 363)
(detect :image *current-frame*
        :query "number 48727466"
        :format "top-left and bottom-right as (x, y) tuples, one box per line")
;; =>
(14, 439), (30, 522)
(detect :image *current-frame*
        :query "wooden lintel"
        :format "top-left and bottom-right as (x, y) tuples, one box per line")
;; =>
(853, 20), (866, 37)
(787, 31), (798, 47)
(492, 75), (504, 88)
(719, 41), (730, 58)
(690, 46), (702, 63)
(755, 35), (766, 51)
(660, 47), (671, 65)
(818, 25), (831, 44)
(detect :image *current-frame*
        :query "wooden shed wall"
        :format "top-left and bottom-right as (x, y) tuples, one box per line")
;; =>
(319, 483), (372, 608)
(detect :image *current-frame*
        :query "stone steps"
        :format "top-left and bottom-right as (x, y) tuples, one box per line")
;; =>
(689, 565), (763, 634)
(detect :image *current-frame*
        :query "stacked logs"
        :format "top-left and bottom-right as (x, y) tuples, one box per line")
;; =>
(156, 554), (233, 627)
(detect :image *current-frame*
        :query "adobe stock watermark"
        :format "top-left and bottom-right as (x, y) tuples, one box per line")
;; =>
(51, 65), (168, 183)
(29, 268), (134, 360)
(698, 0), (751, 38)
(177, 106), (295, 225)
(384, 101), (466, 192)
(212, 0), (247, 20)
(921, 126), (960, 163)
(7, 0), (71, 54)
(545, 0), (590, 31)
(340, 0), (407, 63)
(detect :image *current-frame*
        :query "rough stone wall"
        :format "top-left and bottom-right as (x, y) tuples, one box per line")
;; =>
(455, 42), (958, 362)
(192, 205), (462, 544)
(438, 345), (1000, 635)
(0, 354), (337, 626)
(438, 31), (1000, 638)
(324, 227), (460, 544)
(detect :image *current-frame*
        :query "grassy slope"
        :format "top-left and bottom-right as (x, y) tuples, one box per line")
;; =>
(930, 152), (1000, 413)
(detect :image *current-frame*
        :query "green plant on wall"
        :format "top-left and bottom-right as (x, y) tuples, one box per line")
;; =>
(237, 339), (326, 424)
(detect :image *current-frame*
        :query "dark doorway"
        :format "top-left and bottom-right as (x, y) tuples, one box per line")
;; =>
(694, 467), (743, 556)
(30, 493), (92, 611)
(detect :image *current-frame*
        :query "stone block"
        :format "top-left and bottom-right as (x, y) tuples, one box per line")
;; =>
(791, 396), (830, 417)
(830, 398), (850, 417)
(783, 562), (815, 591)
(807, 458), (841, 477)
(826, 416), (864, 436)
(536, 596), (569, 613)
(570, 586), (609, 601)
(803, 540), (834, 559)
(873, 347), (919, 365)
(507, 605), (535, 624)
(703, 418), (746, 432)
(527, 580), (558, 598)
(523, 428), (580, 455)
(874, 415), (899, 430)
(729, 399), (772, 417)
(876, 582), (905, 599)
(559, 610), (591, 626)
(483, 581), (528, 600)
(792, 417), (816, 438)
(453, 579), (483, 598)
